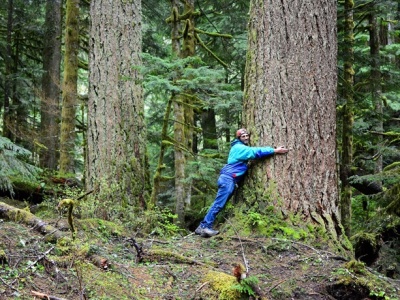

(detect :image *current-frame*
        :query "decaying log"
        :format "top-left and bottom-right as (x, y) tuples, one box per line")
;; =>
(0, 202), (65, 242)
(89, 254), (109, 270)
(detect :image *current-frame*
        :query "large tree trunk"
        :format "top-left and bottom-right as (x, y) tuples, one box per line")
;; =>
(40, 0), (62, 170)
(340, 0), (355, 237)
(243, 0), (341, 238)
(87, 0), (149, 209)
(60, 0), (79, 174)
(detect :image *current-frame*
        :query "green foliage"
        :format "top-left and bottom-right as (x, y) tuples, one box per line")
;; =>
(0, 137), (42, 196)
(231, 275), (259, 297)
(123, 206), (182, 237)
(247, 211), (265, 227)
(147, 207), (181, 237)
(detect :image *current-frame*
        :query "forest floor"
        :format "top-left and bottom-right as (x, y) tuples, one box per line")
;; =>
(0, 201), (399, 300)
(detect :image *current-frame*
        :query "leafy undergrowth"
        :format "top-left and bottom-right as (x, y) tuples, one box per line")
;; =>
(0, 216), (399, 299)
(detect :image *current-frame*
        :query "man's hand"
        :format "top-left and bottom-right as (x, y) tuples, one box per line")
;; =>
(274, 146), (289, 154)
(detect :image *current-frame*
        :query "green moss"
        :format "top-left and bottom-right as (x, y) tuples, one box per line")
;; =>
(78, 218), (124, 237)
(331, 259), (398, 299)
(351, 232), (378, 248)
(55, 236), (73, 255)
(0, 249), (7, 265)
(383, 161), (400, 172)
(345, 260), (367, 275)
(204, 270), (241, 300)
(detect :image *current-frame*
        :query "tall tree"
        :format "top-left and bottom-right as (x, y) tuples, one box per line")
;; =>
(87, 0), (149, 209)
(243, 0), (344, 242)
(60, 0), (79, 173)
(340, 0), (355, 237)
(40, 0), (62, 170)
(3, 0), (14, 140)
(369, 6), (383, 179)
(166, 0), (197, 225)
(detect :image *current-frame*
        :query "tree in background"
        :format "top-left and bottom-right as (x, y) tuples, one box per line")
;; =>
(339, 0), (355, 237)
(242, 0), (345, 245)
(60, 0), (79, 174)
(169, 0), (197, 226)
(368, 4), (383, 180)
(40, 0), (62, 170)
(3, 0), (14, 140)
(87, 0), (149, 212)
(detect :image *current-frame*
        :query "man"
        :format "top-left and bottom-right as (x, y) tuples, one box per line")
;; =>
(195, 128), (289, 237)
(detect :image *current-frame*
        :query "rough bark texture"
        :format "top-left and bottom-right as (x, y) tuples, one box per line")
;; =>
(87, 0), (149, 207)
(60, 0), (79, 173)
(40, 0), (62, 170)
(243, 0), (340, 235)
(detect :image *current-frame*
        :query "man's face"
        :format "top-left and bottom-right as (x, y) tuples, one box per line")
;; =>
(239, 133), (249, 145)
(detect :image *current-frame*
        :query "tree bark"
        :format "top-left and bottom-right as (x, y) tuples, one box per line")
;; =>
(243, 0), (341, 238)
(40, 0), (62, 170)
(60, 0), (79, 173)
(201, 108), (218, 150)
(369, 9), (383, 182)
(170, 0), (196, 226)
(340, 0), (355, 237)
(87, 0), (149, 208)
(3, 0), (14, 140)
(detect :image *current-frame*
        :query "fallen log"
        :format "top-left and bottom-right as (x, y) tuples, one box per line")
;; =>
(0, 201), (65, 242)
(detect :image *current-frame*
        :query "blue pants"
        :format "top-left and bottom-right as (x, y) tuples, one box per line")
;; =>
(200, 174), (236, 229)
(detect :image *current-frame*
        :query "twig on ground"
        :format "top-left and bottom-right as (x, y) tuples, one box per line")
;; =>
(0, 277), (18, 292)
(268, 278), (287, 292)
(224, 218), (249, 273)
(27, 246), (55, 270)
(182, 232), (195, 239)
(195, 281), (209, 292)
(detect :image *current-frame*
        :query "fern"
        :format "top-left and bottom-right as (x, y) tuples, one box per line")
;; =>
(0, 137), (41, 195)
(231, 275), (259, 297)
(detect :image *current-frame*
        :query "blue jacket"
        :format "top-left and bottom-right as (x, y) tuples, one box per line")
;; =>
(220, 139), (275, 182)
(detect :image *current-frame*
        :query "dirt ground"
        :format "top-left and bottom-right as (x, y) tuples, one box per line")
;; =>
(1, 215), (399, 300)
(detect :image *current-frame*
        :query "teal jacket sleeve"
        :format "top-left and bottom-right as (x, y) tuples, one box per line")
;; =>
(227, 143), (274, 164)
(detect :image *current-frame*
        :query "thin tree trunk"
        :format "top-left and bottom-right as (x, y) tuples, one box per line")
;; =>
(40, 0), (62, 170)
(340, 0), (355, 237)
(60, 0), (79, 173)
(169, 0), (196, 226)
(201, 108), (218, 150)
(3, 0), (14, 140)
(369, 10), (383, 179)
(150, 97), (173, 206)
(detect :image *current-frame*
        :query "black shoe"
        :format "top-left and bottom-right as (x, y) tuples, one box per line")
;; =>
(194, 226), (219, 237)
